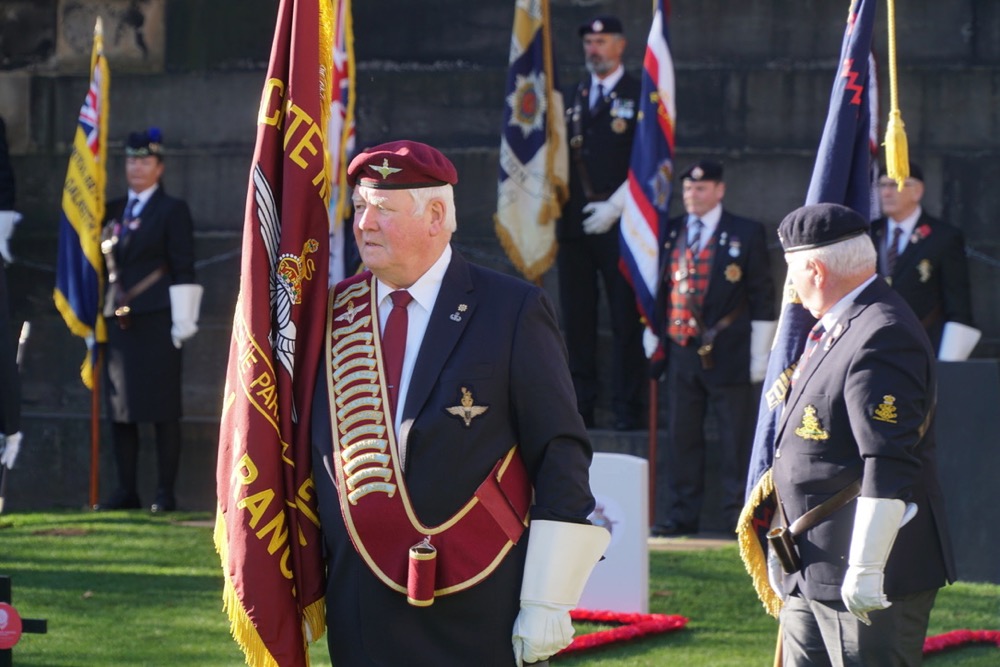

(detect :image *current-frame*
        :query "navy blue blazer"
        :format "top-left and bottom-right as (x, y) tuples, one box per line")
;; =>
(652, 210), (775, 384)
(773, 278), (955, 602)
(871, 212), (973, 350)
(101, 187), (195, 316)
(312, 250), (595, 666)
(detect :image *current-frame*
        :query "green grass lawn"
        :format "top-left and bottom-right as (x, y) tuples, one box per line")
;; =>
(0, 511), (996, 666)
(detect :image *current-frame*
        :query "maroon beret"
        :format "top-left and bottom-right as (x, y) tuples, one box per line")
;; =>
(347, 140), (458, 189)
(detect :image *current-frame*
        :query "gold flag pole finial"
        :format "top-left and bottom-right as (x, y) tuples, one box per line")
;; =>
(883, 0), (909, 190)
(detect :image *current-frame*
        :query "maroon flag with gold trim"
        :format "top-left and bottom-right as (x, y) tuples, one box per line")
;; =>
(214, 0), (332, 664)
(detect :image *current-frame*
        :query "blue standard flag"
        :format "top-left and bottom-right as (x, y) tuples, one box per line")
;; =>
(53, 18), (109, 388)
(737, 0), (876, 616)
(619, 0), (676, 330)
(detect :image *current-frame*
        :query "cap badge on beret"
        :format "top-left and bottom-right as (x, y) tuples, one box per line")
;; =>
(691, 166), (704, 180)
(369, 159), (402, 180)
(591, 19), (604, 32)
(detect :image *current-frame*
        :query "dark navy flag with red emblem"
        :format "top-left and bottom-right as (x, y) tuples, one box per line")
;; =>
(620, 0), (675, 331)
(214, 0), (331, 663)
(738, 0), (875, 616)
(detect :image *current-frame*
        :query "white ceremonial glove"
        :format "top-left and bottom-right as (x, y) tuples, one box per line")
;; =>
(512, 601), (575, 667)
(1, 432), (23, 468)
(938, 321), (982, 361)
(512, 520), (611, 665)
(841, 497), (918, 624)
(643, 327), (659, 359)
(581, 181), (628, 235)
(0, 210), (23, 263)
(750, 320), (777, 383)
(169, 284), (204, 349)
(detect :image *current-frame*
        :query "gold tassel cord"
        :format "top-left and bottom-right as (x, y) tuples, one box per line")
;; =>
(882, 0), (909, 189)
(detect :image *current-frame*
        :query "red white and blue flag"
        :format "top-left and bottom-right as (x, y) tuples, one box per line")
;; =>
(738, 0), (876, 616)
(327, 0), (355, 284)
(619, 0), (675, 330)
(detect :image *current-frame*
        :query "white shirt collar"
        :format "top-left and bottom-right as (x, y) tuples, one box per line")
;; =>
(126, 184), (159, 214)
(820, 273), (877, 333)
(688, 204), (723, 239)
(888, 206), (922, 246)
(591, 65), (624, 100)
(376, 244), (452, 315)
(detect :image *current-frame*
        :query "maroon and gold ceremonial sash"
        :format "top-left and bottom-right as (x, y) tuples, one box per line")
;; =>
(326, 272), (531, 606)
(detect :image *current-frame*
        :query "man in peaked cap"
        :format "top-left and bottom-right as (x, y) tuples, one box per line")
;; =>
(557, 14), (646, 431)
(311, 139), (609, 665)
(96, 127), (201, 513)
(768, 203), (953, 665)
(872, 162), (978, 359)
(645, 159), (776, 537)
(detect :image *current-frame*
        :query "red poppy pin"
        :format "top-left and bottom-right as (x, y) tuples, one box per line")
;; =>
(910, 224), (932, 244)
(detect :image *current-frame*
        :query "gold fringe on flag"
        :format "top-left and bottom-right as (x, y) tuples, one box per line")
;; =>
(882, 0), (909, 189)
(736, 468), (783, 618)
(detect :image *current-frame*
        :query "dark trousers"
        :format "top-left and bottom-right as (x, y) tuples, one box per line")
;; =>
(659, 342), (753, 528)
(110, 420), (181, 500)
(780, 589), (937, 666)
(556, 232), (645, 424)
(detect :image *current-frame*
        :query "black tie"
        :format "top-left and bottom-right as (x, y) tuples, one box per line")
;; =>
(886, 226), (903, 275)
(120, 198), (139, 239)
(592, 83), (604, 110)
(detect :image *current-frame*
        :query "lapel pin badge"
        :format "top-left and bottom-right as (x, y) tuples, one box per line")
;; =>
(450, 303), (468, 322)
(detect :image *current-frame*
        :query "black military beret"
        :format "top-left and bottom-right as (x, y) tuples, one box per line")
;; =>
(578, 15), (624, 37)
(778, 203), (870, 252)
(879, 161), (924, 182)
(125, 127), (163, 158)
(679, 160), (724, 182)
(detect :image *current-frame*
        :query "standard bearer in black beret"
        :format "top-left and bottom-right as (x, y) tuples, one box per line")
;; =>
(778, 202), (869, 253)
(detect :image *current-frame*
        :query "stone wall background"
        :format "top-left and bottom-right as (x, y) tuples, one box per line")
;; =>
(1, 0), (999, 514)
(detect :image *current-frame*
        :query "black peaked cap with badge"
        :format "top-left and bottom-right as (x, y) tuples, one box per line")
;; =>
(679, 159), (724, 183)
(778, 203), (870, 253)
(578, 15), (623, 37)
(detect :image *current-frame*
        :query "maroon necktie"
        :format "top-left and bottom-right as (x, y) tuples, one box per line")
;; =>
(382, 290), (413, 415)
(796, 321), (826, 377)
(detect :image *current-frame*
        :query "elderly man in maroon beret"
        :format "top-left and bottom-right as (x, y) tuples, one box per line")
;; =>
(310, 140), (609, 666)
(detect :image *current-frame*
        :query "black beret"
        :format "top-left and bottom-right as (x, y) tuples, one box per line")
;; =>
(778, 203), (870, 252)
(679, 160), (724, 182)
(578, 15), (624, 37)
(347, 140), (458, 189)
(879, 161), (924, 182)
(125, 127), (163, 157)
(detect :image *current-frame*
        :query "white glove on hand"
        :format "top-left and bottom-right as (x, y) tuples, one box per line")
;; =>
(581, 200), (621, 235)
(512, 601), (575, 666)
(750, 320), (777, 383)
(643, 328), (659, 359)
(581, 180), (629, 235)
(841, 497), (917, 624)
(171, 321), (198, 349)
(1, 432), (23, 468)
(0, 210), (23, 263)
(169, 284), (204, 349)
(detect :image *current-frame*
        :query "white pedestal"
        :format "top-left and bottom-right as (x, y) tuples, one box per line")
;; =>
(579, 452), (649, 613)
